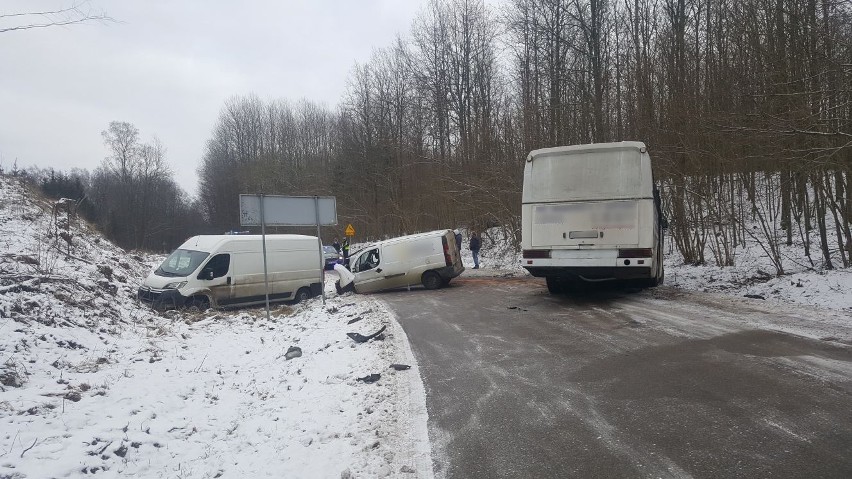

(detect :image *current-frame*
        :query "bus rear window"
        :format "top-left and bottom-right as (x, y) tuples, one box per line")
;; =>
(526, 150), (647, 202)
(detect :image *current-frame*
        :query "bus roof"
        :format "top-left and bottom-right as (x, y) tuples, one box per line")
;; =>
(527, 141), (647, 162)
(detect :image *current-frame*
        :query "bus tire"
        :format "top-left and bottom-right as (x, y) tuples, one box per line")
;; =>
(546, 276), (564, 294)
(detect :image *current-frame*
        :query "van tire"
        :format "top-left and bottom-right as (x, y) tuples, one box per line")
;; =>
(295, 287), (312, 303)
(186, 295), (210, 312)
(422, 271), (442, 290)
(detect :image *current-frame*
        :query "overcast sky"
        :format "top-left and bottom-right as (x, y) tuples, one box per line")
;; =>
(0, 0), (429, 195)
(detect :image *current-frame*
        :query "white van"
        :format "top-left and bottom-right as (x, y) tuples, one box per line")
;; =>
(138, 234), (322, 310)
(336, 230), (464, 294)
(521, 142), (665, 292)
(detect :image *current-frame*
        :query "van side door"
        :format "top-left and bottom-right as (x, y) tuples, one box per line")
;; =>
(197, 253), (233, 305)
(351, 247), (386, 293)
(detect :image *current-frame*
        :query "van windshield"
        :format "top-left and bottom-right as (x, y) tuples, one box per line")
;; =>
(155, 249), (209, 277)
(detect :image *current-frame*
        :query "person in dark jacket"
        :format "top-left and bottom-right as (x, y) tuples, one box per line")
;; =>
(469, 231), (481, 269)
(332, 238), (341, 254)
(454, 229), (463, 255)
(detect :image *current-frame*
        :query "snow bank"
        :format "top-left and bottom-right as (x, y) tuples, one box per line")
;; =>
(0, 175), (432, 478)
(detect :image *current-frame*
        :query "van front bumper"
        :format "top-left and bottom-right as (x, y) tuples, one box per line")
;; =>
(138, 286), (187, 310)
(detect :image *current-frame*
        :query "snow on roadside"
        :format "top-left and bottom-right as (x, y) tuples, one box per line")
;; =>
(2, 283), (432, 478)
(457, 228), (525, 276)
(464, 224), (852, 313)
(661, 235), (852, 313)
(0, 175), (432, 478)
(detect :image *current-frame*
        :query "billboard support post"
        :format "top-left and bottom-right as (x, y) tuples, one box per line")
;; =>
(239, 194), (337, 314)
(314, 196), (325, 305)
(258, 194), (271, 321)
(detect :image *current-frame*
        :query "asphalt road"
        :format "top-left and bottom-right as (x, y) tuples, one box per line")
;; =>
(379, 274), (852, 479)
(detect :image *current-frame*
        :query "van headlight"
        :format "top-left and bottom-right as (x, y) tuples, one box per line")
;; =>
(165, 281), (187, 289)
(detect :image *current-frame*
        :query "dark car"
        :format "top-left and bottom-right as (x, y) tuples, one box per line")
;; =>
(323, 245), (341, 270)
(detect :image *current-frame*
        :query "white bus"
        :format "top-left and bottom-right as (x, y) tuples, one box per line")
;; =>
(521, 142), (665, 293)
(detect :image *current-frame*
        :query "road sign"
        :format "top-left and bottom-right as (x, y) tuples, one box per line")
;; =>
(345, 224), (355, 236)
(239, 195), (337, 226)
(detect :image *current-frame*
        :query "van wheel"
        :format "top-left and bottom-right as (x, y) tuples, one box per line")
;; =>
(422, 271), (442, 290)
(295, 287), (312, 303)
(187, 296), (209, 312)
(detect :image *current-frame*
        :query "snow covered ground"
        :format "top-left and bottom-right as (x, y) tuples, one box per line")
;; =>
(454, 226), (852, 313)
(0, 176), (431, 478)
(2, 172), (849, 478)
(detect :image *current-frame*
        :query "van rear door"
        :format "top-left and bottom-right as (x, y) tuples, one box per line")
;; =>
(531, 200), (640, 248)
(442, 230), (463, 271)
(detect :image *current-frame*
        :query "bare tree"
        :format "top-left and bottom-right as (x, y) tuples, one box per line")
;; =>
(93, 122), (179, 249)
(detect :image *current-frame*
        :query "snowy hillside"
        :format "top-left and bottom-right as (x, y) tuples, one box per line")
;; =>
(0, 175), (431, 478)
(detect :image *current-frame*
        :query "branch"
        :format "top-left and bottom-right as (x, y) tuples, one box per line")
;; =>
(20, 438), (38, 458)
(0, 2), (113, 34)
(0, 6), (85, 19)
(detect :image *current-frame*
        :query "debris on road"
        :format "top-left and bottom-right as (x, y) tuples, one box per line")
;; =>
(285, 346), (302, 360)
(347, 325), (387, 343)
(356, 374), (381, 384)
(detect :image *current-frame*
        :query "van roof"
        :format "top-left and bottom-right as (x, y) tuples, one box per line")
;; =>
(179, 234), (317, 252)
(355, 229), (450, 252)
(528, 141), (647, 162)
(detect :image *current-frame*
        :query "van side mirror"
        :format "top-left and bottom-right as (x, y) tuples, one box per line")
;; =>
(200, 268), (214, 280)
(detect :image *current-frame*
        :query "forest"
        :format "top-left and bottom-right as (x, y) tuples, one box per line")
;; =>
(16, 0), (852, 273)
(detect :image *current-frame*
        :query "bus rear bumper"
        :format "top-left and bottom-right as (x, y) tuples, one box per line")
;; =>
(524, 265), (653, 281)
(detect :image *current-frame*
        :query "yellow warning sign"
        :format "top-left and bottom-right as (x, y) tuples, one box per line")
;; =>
(345, 224), (355, 236)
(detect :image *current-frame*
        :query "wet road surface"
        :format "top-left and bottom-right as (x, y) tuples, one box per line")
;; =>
(379, 275), (852, 478)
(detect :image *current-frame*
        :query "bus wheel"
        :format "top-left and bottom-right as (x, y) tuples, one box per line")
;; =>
(422, 271), (442, 290)
(295, 287), (312, 303)
(546, 276), (564, 294)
